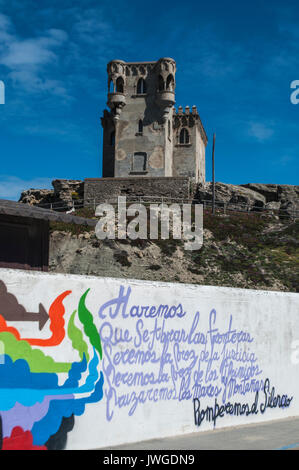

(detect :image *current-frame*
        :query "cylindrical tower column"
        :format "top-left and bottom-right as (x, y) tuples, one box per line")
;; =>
(107, 60), (127, 122)
(155, 58), (176, 123)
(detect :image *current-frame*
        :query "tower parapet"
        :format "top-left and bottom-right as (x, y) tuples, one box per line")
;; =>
(173, 106), (208, 146)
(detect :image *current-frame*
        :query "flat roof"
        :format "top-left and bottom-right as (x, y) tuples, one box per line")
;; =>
(125, 61), (156, 64)
(108, 58), (175, 65)
(0, 199), (97, 227)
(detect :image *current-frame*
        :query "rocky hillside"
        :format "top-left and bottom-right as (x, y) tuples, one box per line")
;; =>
(20, 179), (299, 218)
(19, 179), (298, 292)
(49, 209), (298, 293)
(195, 182), (299, 218)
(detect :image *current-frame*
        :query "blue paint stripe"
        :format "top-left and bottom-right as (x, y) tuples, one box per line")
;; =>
(275, 442), (299, 450)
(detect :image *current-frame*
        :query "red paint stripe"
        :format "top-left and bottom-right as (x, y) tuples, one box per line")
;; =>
(2, 427), (47, 450)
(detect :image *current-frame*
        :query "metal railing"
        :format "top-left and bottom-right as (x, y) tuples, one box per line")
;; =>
(24, 196), (299, 221)
(199, 199), (299, 220)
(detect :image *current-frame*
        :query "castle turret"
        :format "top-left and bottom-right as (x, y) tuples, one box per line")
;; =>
(101, 58), (177, 178)
(172, 105), (208, 182)
(101, 57), (207, 182)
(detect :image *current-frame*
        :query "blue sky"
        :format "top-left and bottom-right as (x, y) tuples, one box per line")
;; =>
(0, 0), (298, 200)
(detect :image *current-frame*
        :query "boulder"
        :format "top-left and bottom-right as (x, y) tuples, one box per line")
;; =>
(19, 179), (84, 211)
(278, 185), (299, 202)
(240, 184), (279, 202)
(19, 188), (55, 207)
(280, 200), (299, 219)
(195, 182), (266, 209)
(265, 201), (281, 211)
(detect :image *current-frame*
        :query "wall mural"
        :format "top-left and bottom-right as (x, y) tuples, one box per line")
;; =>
(98, 286), (293, 425)
(0, 278), (296, 450)
(0, 280), (103, 450)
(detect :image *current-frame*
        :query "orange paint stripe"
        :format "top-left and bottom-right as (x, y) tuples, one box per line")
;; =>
(0, 290), (71, 347)
(0, 315), (21, 339)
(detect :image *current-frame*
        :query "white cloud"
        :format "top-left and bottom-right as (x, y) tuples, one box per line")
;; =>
(73, 15), (112, 44)
(2, 39), (55, 67)
(276, 155), (295, 166)
(248, 122), (274, 142)
(0, 176), (55, 200)
(7, 68), (70, 97)
(0, 12), (13, 42)
(0, 15), (68, 97)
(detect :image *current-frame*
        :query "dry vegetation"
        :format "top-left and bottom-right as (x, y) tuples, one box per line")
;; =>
(49, 209), (298, 293)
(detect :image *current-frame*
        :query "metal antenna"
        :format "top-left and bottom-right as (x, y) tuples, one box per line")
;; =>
(212, 133), (216, 215)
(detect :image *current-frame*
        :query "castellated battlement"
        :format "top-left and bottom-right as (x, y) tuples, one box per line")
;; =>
(173, 106), (208, 147)
(107, 58), (176, 79)
(175, 105), (198, 115)
(106, 58), (176, 104)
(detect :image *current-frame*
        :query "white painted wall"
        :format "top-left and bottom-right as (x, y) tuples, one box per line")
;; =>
(0, 268), (298, 450)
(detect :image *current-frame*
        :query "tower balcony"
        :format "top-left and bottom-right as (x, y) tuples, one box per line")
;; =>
(156, 90), (175, 123)
(107, 92), (126, 109)
(156, 90), (175, 108)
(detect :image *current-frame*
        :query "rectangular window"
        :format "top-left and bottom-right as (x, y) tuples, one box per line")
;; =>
(130, 152), (147, 174)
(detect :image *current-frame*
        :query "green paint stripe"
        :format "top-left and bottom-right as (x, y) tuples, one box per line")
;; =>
(67, 310), (90, 362)
(78, 289), (102, 359)
(0, 332), (71, 373)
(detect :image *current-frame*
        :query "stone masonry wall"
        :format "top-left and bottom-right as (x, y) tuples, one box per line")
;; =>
(84, 176), (191, 205)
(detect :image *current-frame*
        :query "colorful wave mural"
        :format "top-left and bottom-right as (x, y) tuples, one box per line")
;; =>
(0, 281), (103, 450)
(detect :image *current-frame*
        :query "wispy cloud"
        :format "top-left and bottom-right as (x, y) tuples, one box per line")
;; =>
(277, 154), (295, 166)
(0, 13), (69, 98)
(0, 176), (54, 200)
(247, 121), (275, 142)
(1, 29), (67, 68)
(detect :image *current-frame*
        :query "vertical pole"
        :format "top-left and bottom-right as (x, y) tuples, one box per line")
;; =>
(212, 133), (216, 215)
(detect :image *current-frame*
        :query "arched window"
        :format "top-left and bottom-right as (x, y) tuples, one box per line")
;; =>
(166, 74), (174, 91)
(110, 131), (115, 146)
(138, 119), (143, 134)
(179, 128), (190, 144)
(137, 78), (146, 94)
(158, 75), (165, 92)
(116, 76), (124, 93)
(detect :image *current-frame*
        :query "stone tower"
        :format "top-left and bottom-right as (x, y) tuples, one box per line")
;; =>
(101, 58), (207, 183)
